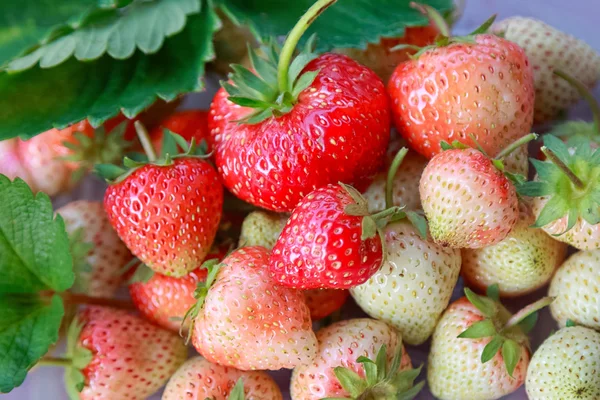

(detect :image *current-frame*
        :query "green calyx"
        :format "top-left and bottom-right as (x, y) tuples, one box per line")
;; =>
(95, 122), (210, 183)
(519, 134), (600, 231)
(180, 258), (224, 343)
(392, 3), (496, 58)
(222, 0), (337, 124)
(67, 228), (94, 294)
(203, 378), (245, 400)
(323, 344), (424, 400)
(458, 287), (553, 377)
(64, 316), (93, 400)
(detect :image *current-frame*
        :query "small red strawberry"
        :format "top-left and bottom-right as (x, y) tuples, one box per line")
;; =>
(304, 288), (349, 321)
(493, 17), (600, 124)
(188, 246), (318, 370)
(162, 356), (283, 400)
(129, 244), (228, 332)
(419, 134), (537, 248)
(208, 0), (390, 212)
(101, 125), (223, 277)
(149, 110), (210, 153)
(57, 200), (132, 298)
(270, 183), (406, 289)
(63, 306), (187, 400)
(290, 318), (420, 400)
(388, 10), (534, 159)
(428, 289), (552, 400)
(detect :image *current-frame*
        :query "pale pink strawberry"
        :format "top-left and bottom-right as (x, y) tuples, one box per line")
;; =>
(191, 246), (317, 370)
(57, 200), (131, 298)
(493, 17), (600, 123)
(420, 148), (519, 248)
(290, 318), (418, 400)
(162, 356), (283, 400)
(0, 139), (33, 185)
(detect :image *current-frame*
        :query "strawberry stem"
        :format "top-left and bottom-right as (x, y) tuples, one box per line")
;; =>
(495, 133), (538, 159)
(411, 2), (451, 37)
(61, 292), (136, 311)
(277, 0), (337, 93)
(540, 146), (585, 189)
(386, 147), (408, 209)
(554, 70), (600, 133)
(37, 357), (72, 368)
(134, 121), (157, 162)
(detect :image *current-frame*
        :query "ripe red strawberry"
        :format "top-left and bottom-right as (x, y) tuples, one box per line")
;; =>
(208, 1), (390, 212)
(129, 244), (228, 332)
(64, 306), (187, 400)
(102, 128), (223, 277)
(270, 183), (402, 289)
(388, 13), (534, 159)
(189, 246), (318, 370)
(57, 200), (132, 298)
(149, 110), (210, 153)
(290, 318), (420, 400)
(493, 17), (600, 124)
(162, 356), (283, 400)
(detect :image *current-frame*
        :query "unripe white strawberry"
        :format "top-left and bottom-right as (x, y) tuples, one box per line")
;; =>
(238, 210), (288, 249)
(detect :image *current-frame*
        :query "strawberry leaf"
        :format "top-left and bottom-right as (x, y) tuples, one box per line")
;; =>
(0, 294), (64, 392)
(486, 284), (500, 302)
(227, 378), (245, 400)
(0, 2), (219, 140)
(464, 288), (497, 319)
(516, 311), (538, 334)
(480, 335), (504, 364)
(457, 319), (497, 339)
(218, 0), (454, 52)
(501, 339), (521, 377)
(333, 367), (367, 398)
(0, 176), (73, 293)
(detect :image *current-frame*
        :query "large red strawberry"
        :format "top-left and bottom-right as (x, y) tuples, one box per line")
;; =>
(388, 11), (534, 159)
(101, 126), (223, 277)
(270, 183), (406, 289)
(63, 306), (187, 400)
(189, 246), (318, 370)
(208, 0), (390, 212)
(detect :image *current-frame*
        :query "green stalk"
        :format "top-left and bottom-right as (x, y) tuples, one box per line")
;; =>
(134, 121), (157, 162)
(277, 0), (337, 93)
(411, 2), (451, 37)
(495, 133), (538, 159)
(386, 148), (409, 209)
(541, 146), (585, 189)
(554, 70), (600, 133)
(37, 357), (72, 367)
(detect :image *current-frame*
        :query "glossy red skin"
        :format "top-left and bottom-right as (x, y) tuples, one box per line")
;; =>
(104, 157), (223, 277)
(304, 289), (349, 320)
(388, 34), (534, 159)
(270, 184), (383, 289)
(150, 110), (210, 153)
(208, 53), (390, 212)
(129, 245), (228, 332)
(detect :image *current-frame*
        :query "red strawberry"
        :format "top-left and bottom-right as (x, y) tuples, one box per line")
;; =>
(129, 244), (228, 332)
(189, 246), (318, 370)
(57, 200), (132, 298)
(270, 183), (402, 289)
(64, 306), (187, 400)
(304, 289), (349, 321)
(208, 1), (390, 212)
(162, 356), (283, 400)
(388, 12), (534, 159)
(102, 128), (223, 277)
(149, 110), (210, 153)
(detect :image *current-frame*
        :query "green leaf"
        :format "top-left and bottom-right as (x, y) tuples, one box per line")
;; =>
(405, 211), (428, 239)
(518, 181), (552, 197)
(0, 293), (64, 392)
(4, 0), (201, 72)
(464, 288), (497, 319)
(218, 0), (454, 52)
(0, 1), (219, 140)
(65, 316), (93, 399)
(481, 335), (504, 364)
(333, 367), (367, 398)
(566, 319), (576, 327)
(531, 195), (569, 228)
(396, 380), (425, 400)
(517, 312), (538, 334)
(543, 134), (572, 163)
(486, 284), (500, 302)
(127, 263), (155, 284)
(66, 228), (94, 293)
(227, 378), (245, 400)
(361, 216), (378, 240)
(0, 177), (73, 293)
(160, 128), (179, 158)
(357, 355), (378, 386)
(501, 339), (521, 377)
(457, 319), (497, 339)
(375, 344), (387, 380)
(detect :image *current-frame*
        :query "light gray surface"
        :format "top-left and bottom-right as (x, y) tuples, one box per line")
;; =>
(6, 1), (599, 399)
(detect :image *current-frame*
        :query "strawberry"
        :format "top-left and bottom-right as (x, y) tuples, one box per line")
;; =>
(462, 205), (568, 297)
(521, 135), (600, 250)
(549, 250), (600, 331)
(270, 183), (403, 289)
(162, 356), (282, 400)
(340, 24), (439, 82)
(149, 110), (210, 153)
(57, 200), (132, 298)
(493, 17), (600, 124)
(526, 326), (600, 400)
(388, 11), (534, 159)
(101, 127), (223, 277)
(128, 244), (228, 332)
(362, 138), (427, 212)
(303, 288), (348, 321)
(208, 0), (390, 212)
(238, 210), (289, 249)
(64, 306), (187, 400)
(290, 318), (421, 400)
(419, 139), (533, 248)
(427, 289), (552, 400)
(188, 246), (318, 370)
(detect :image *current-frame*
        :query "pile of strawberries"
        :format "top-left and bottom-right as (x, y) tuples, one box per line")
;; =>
(5, 1), (600, 400)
